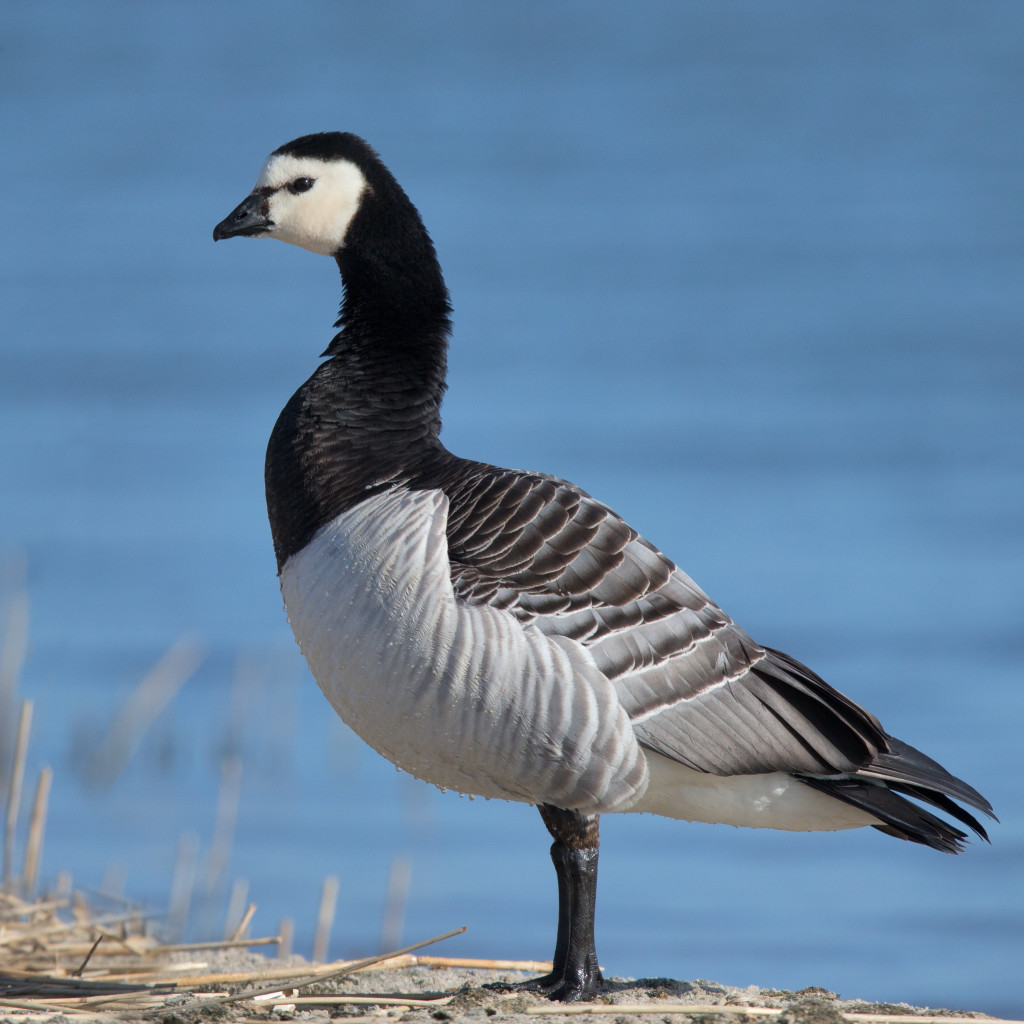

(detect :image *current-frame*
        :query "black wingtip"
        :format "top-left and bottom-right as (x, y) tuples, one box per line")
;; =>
(797, 774), (992, 854)
(870, 736), (996, 819)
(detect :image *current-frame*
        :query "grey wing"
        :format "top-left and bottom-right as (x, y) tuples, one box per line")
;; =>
(441, 462), (888, 778)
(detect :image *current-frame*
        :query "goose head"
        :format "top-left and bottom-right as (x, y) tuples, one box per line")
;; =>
(213, 133), (375, 257)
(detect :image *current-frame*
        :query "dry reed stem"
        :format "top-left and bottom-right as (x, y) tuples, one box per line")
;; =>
(0, 575), (29, 784)
(312, 874), (338, 963)
(206, 755), (243, 897)
(412, 955), (554, 971)
(380, 855), (411, 952)
(229, 901), (256, 941)
(71, 933), (105, 976)
(76, 960), (210, 981)
(7, 953), (554, 991)
(3, 699), (33, 889)
(276, 915), (294, 959)
(141, 924), (467, 1016)
(149, 935), (280, 953)
(166, 830), (198, 941)
(92, 926), (155, 957)
(0, 996), (110, 1016)
(22, 763), (52, 896)
(85, 636), (204, 785)
(0, 894), (67, 916)
(223, 877), (249, 939)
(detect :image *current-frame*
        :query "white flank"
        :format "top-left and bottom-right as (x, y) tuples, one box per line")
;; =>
(281, 489), (881, 834)
(279, 488), (649, 814)
(631, 750), (879, 831)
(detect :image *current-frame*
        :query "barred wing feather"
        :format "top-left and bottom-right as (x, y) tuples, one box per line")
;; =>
(440, 463), (888, 779)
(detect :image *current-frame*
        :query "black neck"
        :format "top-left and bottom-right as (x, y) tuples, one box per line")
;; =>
(322, 238), (452, 438)
(265, 185), (453, 570)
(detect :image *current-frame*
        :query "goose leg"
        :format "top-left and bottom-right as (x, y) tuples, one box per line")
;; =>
(525, 805), (603, 1001)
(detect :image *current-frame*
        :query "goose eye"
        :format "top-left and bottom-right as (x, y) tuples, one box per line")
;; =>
(288, 177), (315, 194)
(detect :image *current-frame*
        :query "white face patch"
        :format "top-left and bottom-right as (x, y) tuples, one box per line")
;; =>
(254, 153), (368, 256)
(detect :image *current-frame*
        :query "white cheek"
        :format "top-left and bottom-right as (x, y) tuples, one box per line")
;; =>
(270, 189), (362, 256)
(258, 156), (368, 256)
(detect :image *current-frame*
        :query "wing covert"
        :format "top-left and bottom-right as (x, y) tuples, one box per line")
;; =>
(434, 459), (888, 779)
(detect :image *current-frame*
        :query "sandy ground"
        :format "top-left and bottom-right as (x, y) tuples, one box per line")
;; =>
(142, 950), (997, 1024)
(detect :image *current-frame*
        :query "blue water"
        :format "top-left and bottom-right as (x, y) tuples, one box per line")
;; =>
(2, 1), (1022, 1015)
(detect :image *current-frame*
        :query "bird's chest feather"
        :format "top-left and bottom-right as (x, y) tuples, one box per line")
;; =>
(278, 487), (647, 811)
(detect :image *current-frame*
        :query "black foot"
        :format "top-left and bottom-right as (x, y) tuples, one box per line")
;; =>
(542, 966), (603, 1002)
(494, 965), (603, 1002)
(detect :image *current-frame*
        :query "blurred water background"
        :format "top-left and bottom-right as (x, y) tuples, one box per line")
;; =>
(1, 1), (1022, 1016)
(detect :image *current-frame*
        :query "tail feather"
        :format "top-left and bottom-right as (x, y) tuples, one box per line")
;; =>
(861, 736), (994, 816)
(796, 733), (995, 854)
(884, 781), (990, 842)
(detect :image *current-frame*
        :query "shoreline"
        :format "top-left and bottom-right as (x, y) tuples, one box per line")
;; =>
(1, 943), (1012, 1024)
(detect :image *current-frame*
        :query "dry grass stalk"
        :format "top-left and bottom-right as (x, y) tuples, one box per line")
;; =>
(0, 881), (161, 974)
(22, 764), (52, 896)
(150, 935), (280, 953)
(0, 996), (103, 1016)
(3, 699), (33, 889)
(149, 923), (466, 1016)
(0, 570), (29, 791)
(0, 881), (288, 1015)
(58, 951), (551, 990)
(70, 933), (105, 976)
(312, 874), (338, 963)
(379, 855), (411, 952)
(84, 636), (204, 786)
(166, 831), (198, 941)
(206, 754), (243, 897)
(222, 877), (249, 939)
(276, 915), (294, 959)
(229, 901), (256, 941)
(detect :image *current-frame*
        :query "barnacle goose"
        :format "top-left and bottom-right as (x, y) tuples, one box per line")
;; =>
(213, 133), (994, 1002)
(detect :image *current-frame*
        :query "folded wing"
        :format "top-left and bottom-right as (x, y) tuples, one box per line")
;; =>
(435, 459), (994, 848)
